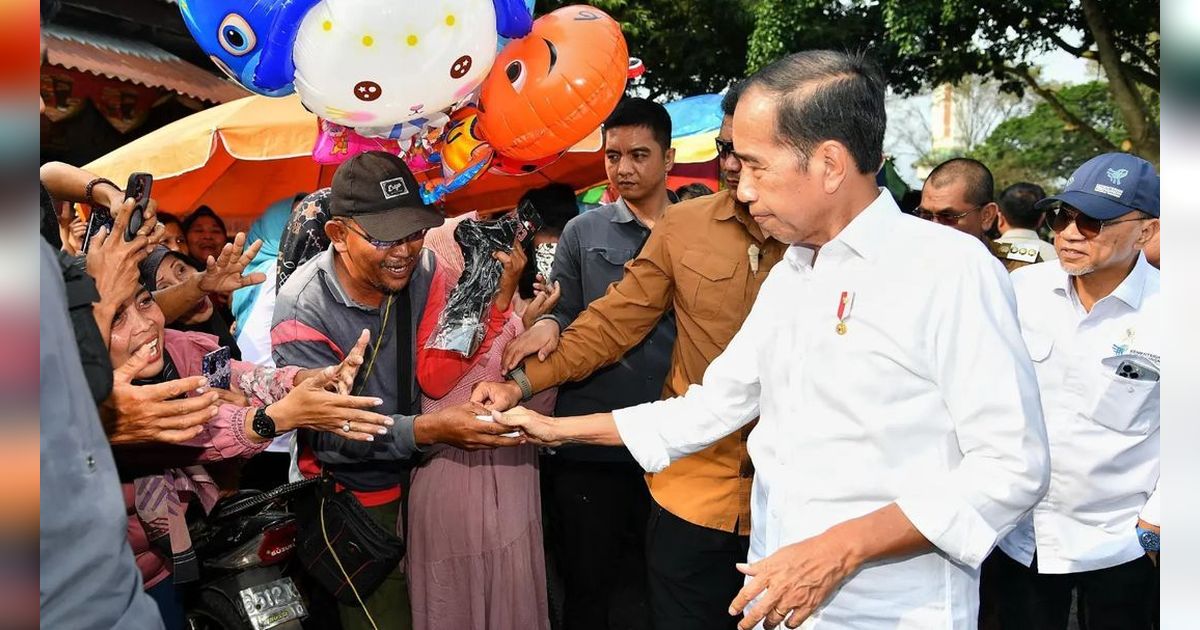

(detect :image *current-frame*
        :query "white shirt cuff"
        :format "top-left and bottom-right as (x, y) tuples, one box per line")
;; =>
(613, 402), (671, 473)
(895, 490), (998, 569)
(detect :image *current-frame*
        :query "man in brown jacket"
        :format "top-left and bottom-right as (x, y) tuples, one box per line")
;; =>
(474, 83), (787, 630)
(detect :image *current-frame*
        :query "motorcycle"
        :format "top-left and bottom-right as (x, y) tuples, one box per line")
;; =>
(185, 478), (319, 630)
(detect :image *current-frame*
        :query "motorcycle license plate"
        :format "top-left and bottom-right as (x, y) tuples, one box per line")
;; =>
(238, 578), (306, 630)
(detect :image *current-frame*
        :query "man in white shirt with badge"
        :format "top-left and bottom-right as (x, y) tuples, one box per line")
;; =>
(994, 152), (1160, 630)
(486, 50), (1051, 630)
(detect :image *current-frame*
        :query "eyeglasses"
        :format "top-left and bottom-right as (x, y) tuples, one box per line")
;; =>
(715, 138), (735, 159)
(1048, 205), (1150, 239)
(338, 220), (427, 249)
(915, 205), (983, 225)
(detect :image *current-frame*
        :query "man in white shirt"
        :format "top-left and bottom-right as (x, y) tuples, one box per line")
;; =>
(994, 152), (1160, 630)
(995, 182), (1058, 262)
(483, 50), (1050, 630)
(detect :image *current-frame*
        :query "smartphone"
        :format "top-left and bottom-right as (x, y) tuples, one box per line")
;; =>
(124, 172), (153, 242)
(80, 205), (113, 254)
(534, 242), (556, 283)
(201, 346), (232, 390)
(1114, 357), (1160, 382)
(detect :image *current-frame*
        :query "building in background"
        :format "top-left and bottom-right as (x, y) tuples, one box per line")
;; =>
(40, 0), (247, 166)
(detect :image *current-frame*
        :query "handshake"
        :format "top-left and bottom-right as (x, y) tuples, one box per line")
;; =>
(468, 380), (567, 448)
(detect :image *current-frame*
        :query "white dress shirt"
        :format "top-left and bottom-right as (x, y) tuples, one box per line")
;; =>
(997, 228), (1058, 261)
(998, 256), (1160, 574)
(614, 191), (1050, 629)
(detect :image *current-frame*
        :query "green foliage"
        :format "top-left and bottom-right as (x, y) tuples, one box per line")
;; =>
(745, 0), (921, 89)
(747, 0), (1159, 160)
(535, 0), (754, 99)
(967, 81), (1157, 188)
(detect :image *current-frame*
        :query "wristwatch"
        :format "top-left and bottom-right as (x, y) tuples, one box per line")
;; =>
(252, 407), (278, 439)
(505, 365), (533, 401)
(1136, 526), (1160, 553)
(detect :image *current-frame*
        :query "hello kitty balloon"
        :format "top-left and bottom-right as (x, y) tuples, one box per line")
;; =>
(250, 0), (532, 132)
(297, 0), (492, 131)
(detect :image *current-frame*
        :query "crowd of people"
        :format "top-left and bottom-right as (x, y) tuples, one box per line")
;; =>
(40, 3), (1160, 628)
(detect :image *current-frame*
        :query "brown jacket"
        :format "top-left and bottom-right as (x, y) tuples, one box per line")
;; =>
(525, 190), (787, 533)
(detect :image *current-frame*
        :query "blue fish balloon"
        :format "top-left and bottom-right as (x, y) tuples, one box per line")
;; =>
(177, 0), (297, 96)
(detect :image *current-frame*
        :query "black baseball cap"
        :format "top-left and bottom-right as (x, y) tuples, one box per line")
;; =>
(330, 151), (444, 241)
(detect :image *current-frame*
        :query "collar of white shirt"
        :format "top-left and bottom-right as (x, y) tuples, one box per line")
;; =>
(784, 189), (895, 270)
(1001, 228), (1041, 241)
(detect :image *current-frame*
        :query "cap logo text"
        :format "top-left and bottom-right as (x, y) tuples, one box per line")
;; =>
(1106, 168), (1129, 185)
(1094, 184), (1123, 198)
(380, 176), (408, 199)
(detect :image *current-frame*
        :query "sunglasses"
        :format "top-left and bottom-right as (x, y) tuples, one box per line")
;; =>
(1048, 205), (1150, 239)
(915, 205), (983, 225)
(715, 138), (735, 159)
(338, 220), (427, 249)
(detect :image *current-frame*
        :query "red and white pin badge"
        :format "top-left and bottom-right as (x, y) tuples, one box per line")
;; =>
(835, 291), (855, 335)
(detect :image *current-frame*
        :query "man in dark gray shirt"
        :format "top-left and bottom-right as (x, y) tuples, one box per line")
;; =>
(271, 152), (517, 630)
(507, 98), (677, 630)
(39, 239), (164, 630)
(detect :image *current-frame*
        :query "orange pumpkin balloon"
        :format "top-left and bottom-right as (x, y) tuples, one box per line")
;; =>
(478, 5), (628, 161)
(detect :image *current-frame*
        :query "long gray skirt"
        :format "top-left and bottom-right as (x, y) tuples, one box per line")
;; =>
(406, 442), (550, 630)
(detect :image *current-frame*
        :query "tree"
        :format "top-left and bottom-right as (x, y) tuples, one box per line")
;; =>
(535, 0), (755, 100)
(966, 81), (1145, 189)
(749, 0), (1160, 163)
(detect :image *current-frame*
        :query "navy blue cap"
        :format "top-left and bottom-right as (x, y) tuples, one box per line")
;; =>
(1035, 152), (1159, 220)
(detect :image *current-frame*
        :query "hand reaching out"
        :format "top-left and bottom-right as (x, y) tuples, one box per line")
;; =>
(196, 232), (267, 294)
(101, 343), (219, 445)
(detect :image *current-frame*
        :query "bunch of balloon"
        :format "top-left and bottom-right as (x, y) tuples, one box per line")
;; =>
(475, 5), (630, 175)
(418, 106), (497, 204)
(177, 0), (632, 203)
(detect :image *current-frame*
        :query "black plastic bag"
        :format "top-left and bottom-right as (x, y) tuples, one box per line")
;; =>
(427, 201), (543, 356)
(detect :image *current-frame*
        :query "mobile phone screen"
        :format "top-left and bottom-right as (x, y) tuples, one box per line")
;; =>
(201, 346), (232, 390)
(535, 242), (556, 282)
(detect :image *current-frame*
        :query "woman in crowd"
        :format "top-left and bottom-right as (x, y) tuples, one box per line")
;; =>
(104, 277), (391, 629)
(406, 214), (556, 630)
(156, 212), (189, 256)
(139, 245), (242, 359)
(182, 205), (228, 263)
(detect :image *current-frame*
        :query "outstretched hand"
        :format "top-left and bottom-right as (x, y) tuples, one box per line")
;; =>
(493, 406), (563, 447)
(102, 343), (219, 445)
(197, 232), (267, 294)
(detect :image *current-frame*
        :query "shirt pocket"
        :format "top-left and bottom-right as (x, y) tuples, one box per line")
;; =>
(582, 246), (635, 299)
(1089, 358), (1159, 435)
(678, 249), (739, 319)
(1023, 331), (1053, 363)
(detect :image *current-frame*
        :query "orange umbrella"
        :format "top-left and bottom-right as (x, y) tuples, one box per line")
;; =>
(84, 94), (606, 226)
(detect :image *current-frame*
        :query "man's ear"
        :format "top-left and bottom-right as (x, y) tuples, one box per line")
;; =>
(664, 146), (676, 173)
(1135, 217), (1160, 250)
(981, 202), (1000, 232)
(325, 220), (348, 253)
(815, 140), (849, 194)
